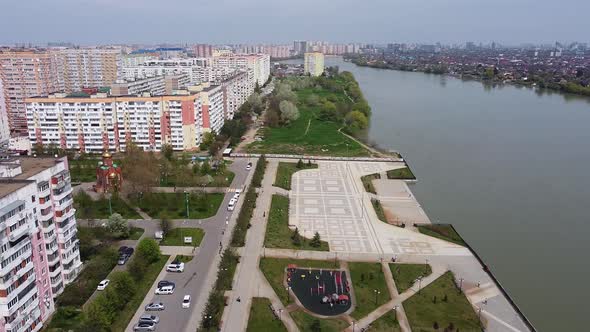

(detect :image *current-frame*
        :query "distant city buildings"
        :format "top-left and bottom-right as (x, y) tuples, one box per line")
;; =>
(0, 156), (82, 332)
(304, 52), (324, 77)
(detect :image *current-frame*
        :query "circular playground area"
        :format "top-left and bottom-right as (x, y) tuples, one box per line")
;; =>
(287, 265), (352, 316)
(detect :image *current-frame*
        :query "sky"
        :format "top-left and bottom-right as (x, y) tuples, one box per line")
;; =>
(1, 0), (589, 45)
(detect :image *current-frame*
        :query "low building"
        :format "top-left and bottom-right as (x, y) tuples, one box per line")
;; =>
(94, 151), (123, 193)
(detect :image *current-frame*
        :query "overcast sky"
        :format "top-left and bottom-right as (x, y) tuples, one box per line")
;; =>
(1, 0), (589, 45)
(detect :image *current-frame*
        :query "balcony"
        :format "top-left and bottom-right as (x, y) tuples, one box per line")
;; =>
(8, 225), (31, 242)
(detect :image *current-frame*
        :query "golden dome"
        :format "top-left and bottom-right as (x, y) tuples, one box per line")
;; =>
(109, 172), (117, 178)
(102, 151), (112, 158)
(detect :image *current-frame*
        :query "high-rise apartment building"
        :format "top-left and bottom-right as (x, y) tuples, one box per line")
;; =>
(0, 156), (82, 332)
(0, 79), (9, 146)
(304, 52), (324, 77)
(219, 71), (254, 120)
(192, 44), (213, 58)
(212, 54), (270, 86)
(50, 48), (121, 92)
(293, 41), (308, 55)
(110, 75), (166, 96)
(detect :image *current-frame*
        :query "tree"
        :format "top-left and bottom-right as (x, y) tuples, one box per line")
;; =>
(159, 213), (171, 235)
(200, 132), (216, 150)
(208, 140), (224, 157)
(484, 67), (494, 79)
(161, 144), (174, 161)
(192, 162), (200, 175)
(265, 108), (280, 127)
(291, 227), (301, 246)
(32, 143), (44, 156)
(306, 94), (319, 106)
(106, 213), (129, 237)
(345, 111), (369, 132)
(296, 159), (304, 169)
(310, 232), (322, 247)
(279, 100), (299, 123)
(319, 100), (338, 121)
(83, 295), (112, 331)
(201, 160), (211, 175)
(136, 238), (161, 264)
(247, 93), (264, 114)
(274, 82), (297, 102)
(254, 82), (262, 93)
(107, 271), (136, 308)
(122, 141), (159, 194)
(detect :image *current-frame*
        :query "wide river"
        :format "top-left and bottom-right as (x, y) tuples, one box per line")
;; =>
(282, 57), (590, 331)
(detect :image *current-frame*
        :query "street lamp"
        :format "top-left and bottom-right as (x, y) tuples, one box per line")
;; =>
(184, 190), (190, 218)
(108, 194), (113, 216)
(278, 308), (283, 320)
(458, 277), (464, 293)
(374, 289), (381, 305)
(416, 276), (423, 294)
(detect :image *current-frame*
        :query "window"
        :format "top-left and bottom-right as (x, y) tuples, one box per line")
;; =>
(31, 195), (36, 203)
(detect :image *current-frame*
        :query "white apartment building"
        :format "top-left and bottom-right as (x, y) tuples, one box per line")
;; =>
(219, 71), (254, 119)
(212, 54), (270, 86)
(25, 84), (225, 152)
(110, 75), (166, 96)
(0, 157), (82, 332)
(50, 48), (121, 92)
(304, 52), (325, 77)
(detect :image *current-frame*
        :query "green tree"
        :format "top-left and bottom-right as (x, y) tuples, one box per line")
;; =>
(106, 213), (129, 237)
(291, 227), (301, 246)
(192, 162), (200, 175)
(159, 213), (171, 235)
(161, 144), (174, 161)
(32, 143), (44, 156)
(83, 295), (111, 331)
(296, 159), (304, 169)
(310, 232), (322, 247)
(306, 94), (319, 106)
(108, 271), (136, 307)
(200, 132), (216, 150)
(345, 111), (369, 132)
(279, 100), (299, 124)
(135, 238), (161, 264)
(201, 160), (211, 175)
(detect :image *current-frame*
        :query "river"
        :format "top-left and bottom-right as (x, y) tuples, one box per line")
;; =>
(281, 56), (590, 331)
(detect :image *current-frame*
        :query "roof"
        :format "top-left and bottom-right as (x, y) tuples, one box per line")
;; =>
(0, 180), (35, 199)
(14, 157), (64, 179)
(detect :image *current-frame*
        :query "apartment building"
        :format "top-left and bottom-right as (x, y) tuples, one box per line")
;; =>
(164, 73), (190, 95)
(122, 58), (235, 86)
(0, 156), (82, 332)
(110, 75), (166, 96)
(50, 48), (121, 92)
(212, 54), (270, 85)
(219, 71), (254, 119)
(304, 52), (325, 77)
(0, 79), (9, 146)
(25, 84), (225, 152)
(0, 50), (60, 136)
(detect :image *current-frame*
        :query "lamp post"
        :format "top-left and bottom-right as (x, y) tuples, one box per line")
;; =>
(184, 190), (190, 218)
(278, 308), (283, 320)
(458, 277), (464, 293)
(374, 289), (381, 305)
(108, 194), (113, 216)
(417, 276), (423, 294)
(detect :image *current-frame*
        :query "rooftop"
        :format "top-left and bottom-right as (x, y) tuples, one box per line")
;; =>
(1, 157), (64, 180)
(0, 179), (35, 200)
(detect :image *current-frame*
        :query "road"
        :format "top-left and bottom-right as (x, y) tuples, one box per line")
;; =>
(125, 158), (254, 332)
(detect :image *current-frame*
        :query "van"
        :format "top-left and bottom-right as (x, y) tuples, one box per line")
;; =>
(227, 198), (236, 211)
(155, 285), (175, 295)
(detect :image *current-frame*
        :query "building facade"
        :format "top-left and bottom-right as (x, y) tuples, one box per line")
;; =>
(219, 71), (254, 120)
(50, 48), (121, 92)
(304, 52), (325, 77)
(212, 54), (270, 86)
(0, 156), (82, 332)
(110, 75), (166, 96)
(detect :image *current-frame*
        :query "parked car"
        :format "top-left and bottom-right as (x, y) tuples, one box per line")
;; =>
(139, 314), (160, 324)
(182, 295), (191, 309)
(155, 285), (175, 295)
(124, 247), (134, 256)
(133, 322), (156, 331)
(166, 262), (185, 273)
(118, 255), (129, 265)
(246, 162), (252, 170)
(118, 246), (128, 253)
(97, 279), (109, 291)
(157, 280), (175, 288)
(232, 193), (240, 200)
(227, 198), (236, 211)
(145, 302), (165, 311)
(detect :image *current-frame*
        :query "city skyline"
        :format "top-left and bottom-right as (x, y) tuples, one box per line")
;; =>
(1, 0), (590, 45)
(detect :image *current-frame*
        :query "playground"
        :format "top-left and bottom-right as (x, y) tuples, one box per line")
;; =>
(287, 265), (352, 316)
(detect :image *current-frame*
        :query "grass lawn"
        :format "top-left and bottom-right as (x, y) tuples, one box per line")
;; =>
(349, 262), (392, 320)
(160, 228), (205, 247)
(174, 255), (193, 263)
(417, 224), (466, 246)
(259, 258), (338, 306)
(386, 167), (416, 180)
(371, 199), (387, 223)
(367, 310), (401, 332)
(290, 309), (349, 332)
(111, 255), (170, 332)
(128, 226), (144, 240)
(264, 195), (329, 251)
(246, 87), (370, 157)
(133, 192), (224, 219)
(361, 173), (381, 194)
(160, 169), (236, 187)
(404, 271), (482, 332)
(45, 306), (84, 331)
(246, 298), (288, 332)
(273, 161), (318, 190)
(74, 192), (141, 219)
(389, 264), (432, 293)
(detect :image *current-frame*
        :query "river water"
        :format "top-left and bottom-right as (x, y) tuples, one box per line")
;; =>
(281, 57), (590, 330)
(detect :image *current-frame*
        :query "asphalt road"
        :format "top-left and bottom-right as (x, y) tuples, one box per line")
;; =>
(126, 158), (252, 332)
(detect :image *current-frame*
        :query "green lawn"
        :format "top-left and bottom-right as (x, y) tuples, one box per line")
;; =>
(386, 167), (416, 180)
(273, 162), (318, 190)
(361, 173), (380, 194)
(246, 87), (370, 157)
(45, 306), (84, 331)
(264, 195), (329, 251)
(349, 262), (392, 320)
(160, 169), (235, 187)
(160, 228), (205, 246)
(290, 309), (349, 332)
(246, 298), (288, 332)
(128, 226), (145, 240)
(404, 271), (482, 332)
(371, 199), (387, 223)
(74, 192), (141, 219)
(174, 255), (194, 263)
(367, 310), (401, 332)
(389, 264), (432, 293)
(417, 224), (466, 246)
(259, 258), (338, 306)
(111, 255), (170, 332)
(132, 192), (223, 219)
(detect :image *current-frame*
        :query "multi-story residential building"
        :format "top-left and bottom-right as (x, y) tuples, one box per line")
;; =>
(304, 52), (325, 77)
(293, 41), (308, 55)
(219, 71), (254, 119)
(0, 79), (9, 146)
(164, 73), (190, 95)
(110, 75), (166, 96)
(0, 49), (61, 136)
(0, 156), (82, 332)
(50, 48), (121, 92)
(212, 54), (270, 86)
(25, 84), (225, 152)
(191, 44), (213, 58)
(121, 53), (157, 67)
(122, 58), (213, 85)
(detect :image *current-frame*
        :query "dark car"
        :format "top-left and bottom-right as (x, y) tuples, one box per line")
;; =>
(124, 247), (134, 256)
(157, 280), (175, 288)
(118, 246), (129, 253)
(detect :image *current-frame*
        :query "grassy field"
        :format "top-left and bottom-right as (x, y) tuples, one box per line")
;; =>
(111, 255), (170, 332)
(361, 173), (381, 194)
(259, 258), (338, 306)
(264, 194), (329, 251)
(386, 167), (416, 180)
(371, 199), (388, 223)
(389, 264), (433, 293)
(273, 161), (318, 190)
(246, 298), (288, 332)
(417, 224), (466, 246)
(175, 255), (194, 263)
(403, 271), (482, 332)
(128, 226), (144, 240)
(367, 310), (401, 331)
(160, 228), (205, 246)
(160, 168), (235, 187)
(349, 262), (392, 320)
(74, 192), (141, 219)
(246, 88), (370, 157)
(290, 309), (349, 332)
(132, 192), (224, 219)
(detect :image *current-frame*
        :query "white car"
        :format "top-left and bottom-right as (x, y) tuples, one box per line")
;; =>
(245, 162), (252, 170)
(182, 295), (191, 309)
(145, 302), (165, 311)
(232, 193), (240, 200)
(155, 285), (175, 295)
(166, 262), (185, 273)
(227, 198), (236, 211)
(97, 279), (110, 291)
